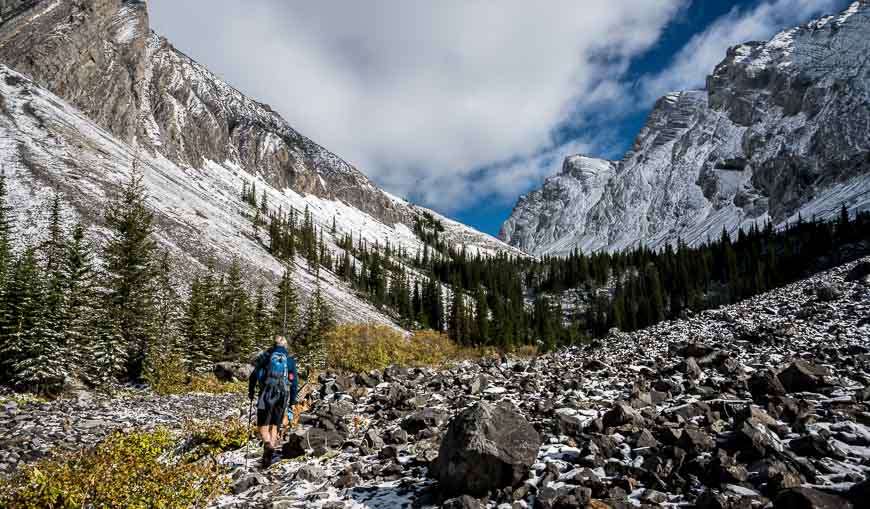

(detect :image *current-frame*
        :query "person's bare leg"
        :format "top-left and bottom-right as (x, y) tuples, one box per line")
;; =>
(268, 425), (279, 448)
(258, 425), (270, 444)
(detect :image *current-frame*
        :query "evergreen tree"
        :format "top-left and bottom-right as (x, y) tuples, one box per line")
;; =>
(63, 224), (100, 373)
(87, 304), (127, 388)
(103, 170), (159, 379)
(1, 249), (65, 391)
(300, 277), (334, 371)
(473, 286), (489, 346)
(150, 252), (182, 356)
(183, 275), (216, 373)
(253, 285), (272, 352)
(41, 194), (67, 366)
(0, 172), (14, 350)
(43, 194), (65, 274)
(221, 257), (254, 361)
(271, 268), (300, 339)
(448, 280), (469, 345)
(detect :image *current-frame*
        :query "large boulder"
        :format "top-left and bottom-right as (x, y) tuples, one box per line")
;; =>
(773, 487), (853, 509)
(602, 402), (645, 429)
(749, 369), (787, 401)
(434, 402), (542, 496)
(814, 283), (842, 302)
(282, 428), (346, 458)
(401, 408), (449, 434)
(213, 362), (253, 382)
(777, 361), (830, 393)
(845, 261), (870, 282)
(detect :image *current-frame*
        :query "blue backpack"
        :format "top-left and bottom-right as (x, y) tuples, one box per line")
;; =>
(263, 349), (289, 388)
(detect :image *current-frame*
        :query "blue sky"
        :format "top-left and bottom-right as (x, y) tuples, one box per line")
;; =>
(150, 0), (851, 237)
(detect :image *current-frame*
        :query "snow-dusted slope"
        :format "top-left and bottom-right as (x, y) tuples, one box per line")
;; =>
(0, 0), (516, 250)
(0, 0), (519, 325)
(0, 66), (396, 326)
(502, 1), (870, 256)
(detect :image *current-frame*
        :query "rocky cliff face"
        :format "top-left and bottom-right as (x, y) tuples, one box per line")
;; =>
(499, 155), (617, 255)
(0, 0), (411, 225)
(502, 1), (870, 256)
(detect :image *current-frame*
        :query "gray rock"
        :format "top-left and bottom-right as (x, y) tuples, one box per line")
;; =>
(434, 402), (542, 496)
(442, 495), (482, 509)
(232, 473), (269, 494)
(815, 283), (842, 302)
(845, 262), (870, 282)
(602, 403), (645, 429)
(401, 408), (449, 434)
(773, 487), (853, 509)
(295, 464), (324, 482)
(363, 428), (384, 450)
(778, 360), (830, 393)
(213, 362), (254, 382)
(789, 434), (845, 460)
(387, 428), (408, 445)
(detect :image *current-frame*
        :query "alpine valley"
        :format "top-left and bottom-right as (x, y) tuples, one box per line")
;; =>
(5, 2), (870, 509)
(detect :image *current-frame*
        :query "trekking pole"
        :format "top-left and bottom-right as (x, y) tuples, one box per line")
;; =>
(245, 398), (254, 470)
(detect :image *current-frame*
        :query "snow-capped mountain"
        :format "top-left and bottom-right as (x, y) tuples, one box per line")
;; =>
(501, 1), (870, 256)
(0, 0), (518, 327)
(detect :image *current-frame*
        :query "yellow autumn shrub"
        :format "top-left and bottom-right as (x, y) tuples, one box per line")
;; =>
(325, 324), (472, 372)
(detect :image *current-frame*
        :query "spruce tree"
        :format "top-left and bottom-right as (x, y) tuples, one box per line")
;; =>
(63, 224), (99, 374)
(448, 280), (468, 345)
(0, 173), (15, 375)
(221, 257), (254, 361)
(153, 251), (181, 350)
(183, 276), (216, 373)
(253, 285), (272, 352)
(473, 286), (489, 346)
(300, 277), (334, 371)
(271, 268), (299, 339)
(1, 249), (66, 391)
(103, 170), (159, 379)
(44, 194), (65, 274)
(144, 251), (186, 391)
(41, 194), (67, 366)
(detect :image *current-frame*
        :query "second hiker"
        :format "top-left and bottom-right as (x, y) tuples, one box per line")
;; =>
(248, 335), (298, 467)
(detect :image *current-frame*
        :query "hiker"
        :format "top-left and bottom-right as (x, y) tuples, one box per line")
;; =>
(248, 336), (298, 467)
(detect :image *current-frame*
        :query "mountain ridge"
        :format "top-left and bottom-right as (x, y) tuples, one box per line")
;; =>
(0, 0), (519, 329)
(501, 0), (870, 256)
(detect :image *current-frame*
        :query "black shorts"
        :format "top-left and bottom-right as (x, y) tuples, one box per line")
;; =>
(257, 405), (285, 427)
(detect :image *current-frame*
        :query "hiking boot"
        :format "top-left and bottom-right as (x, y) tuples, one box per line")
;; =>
(262, 445), (273, 468)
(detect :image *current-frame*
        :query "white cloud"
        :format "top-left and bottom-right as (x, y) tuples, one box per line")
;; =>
(640, 0), (844, 101)
(148, 0), (686, 212)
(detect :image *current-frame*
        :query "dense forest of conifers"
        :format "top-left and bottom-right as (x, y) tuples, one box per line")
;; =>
(249, 176), (870, 352)
(0, 173), (333, 393)
(3, 169), (869, 393)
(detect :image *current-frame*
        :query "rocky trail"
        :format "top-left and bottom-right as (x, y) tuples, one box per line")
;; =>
(4, 258), (870, 508)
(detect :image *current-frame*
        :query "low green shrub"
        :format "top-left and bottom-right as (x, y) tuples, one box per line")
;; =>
(188, 375), (247, 395)
(0, 429), (228, 509)
(185, 418), (250, 462)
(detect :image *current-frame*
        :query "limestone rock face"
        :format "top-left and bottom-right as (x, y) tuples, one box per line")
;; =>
(0, 0), (405, 225)
(502, 1), (870, 256)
